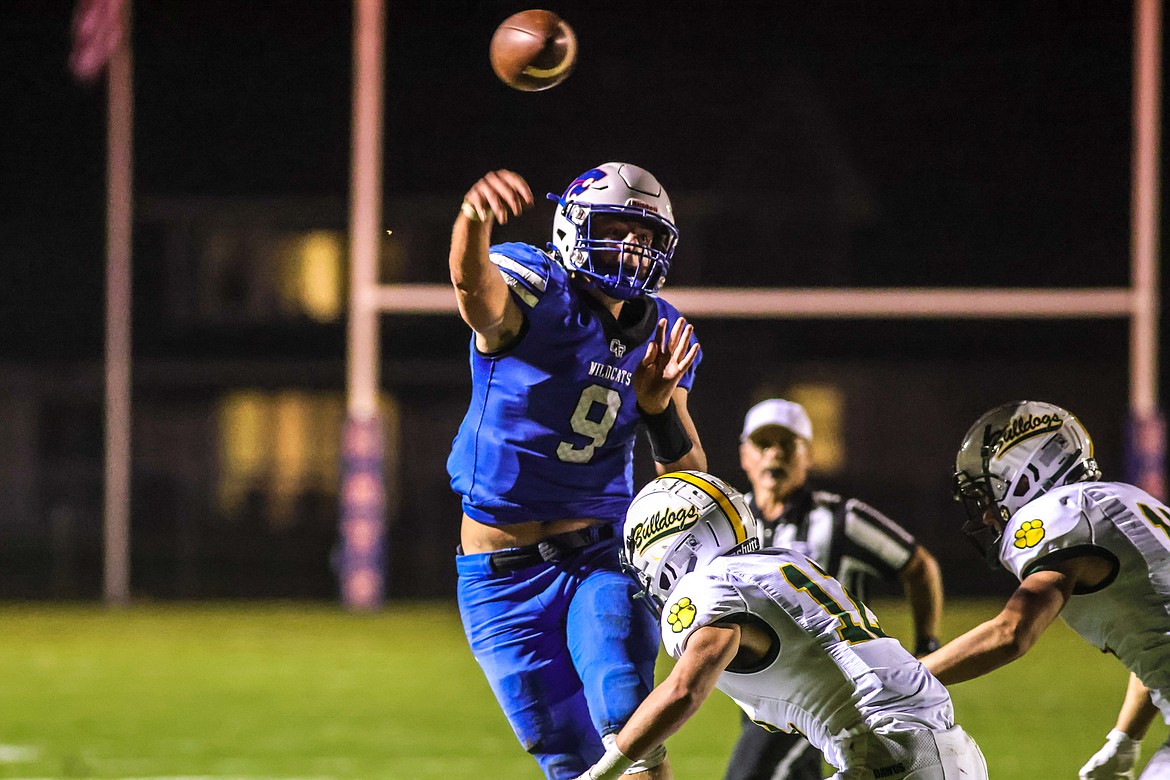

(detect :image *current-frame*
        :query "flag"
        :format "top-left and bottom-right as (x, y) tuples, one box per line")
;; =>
(69, 0), (128, 83)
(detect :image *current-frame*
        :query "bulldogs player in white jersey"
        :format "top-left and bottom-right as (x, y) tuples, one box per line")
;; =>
(922, 401), (1170, 779)
(728, 398), (946, 780)
(574, 470), (987, 780)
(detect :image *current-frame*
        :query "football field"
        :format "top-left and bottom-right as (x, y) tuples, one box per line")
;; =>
(1, 600), (1165, 779)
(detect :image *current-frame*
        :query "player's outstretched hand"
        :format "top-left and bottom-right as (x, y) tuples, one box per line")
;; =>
(461, 169), (534, 225)
(634, 317), (699, 414)
(1078, 729), (1140, 779)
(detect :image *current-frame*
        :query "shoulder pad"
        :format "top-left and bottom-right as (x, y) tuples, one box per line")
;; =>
(488, 243), (558, 309)
(652, 293), (682, 319)
(660, 569), (747, 659)
(999, 486), (1091, 579)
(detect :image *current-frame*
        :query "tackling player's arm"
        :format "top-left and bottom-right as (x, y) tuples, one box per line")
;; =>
(898, 545), (944, 655)
(922, 554), (1111, 684)
(659, 388), (706, 473)
(576, 623), (740, 780)
(449, 169), (532, 353)
(1112, 673), (1159, 740)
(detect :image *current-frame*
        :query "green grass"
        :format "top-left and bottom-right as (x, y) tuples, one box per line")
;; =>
(0, 600), (1164, 779)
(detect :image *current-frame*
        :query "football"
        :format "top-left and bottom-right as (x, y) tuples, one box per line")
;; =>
(489, 9), (577, 92)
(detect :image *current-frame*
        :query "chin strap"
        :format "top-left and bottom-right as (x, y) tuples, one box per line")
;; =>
(628, 588), (663, 620)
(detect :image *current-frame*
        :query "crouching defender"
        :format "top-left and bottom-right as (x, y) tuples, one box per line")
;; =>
(922, 401), (1170, 779)
(576, 470), (987, 780)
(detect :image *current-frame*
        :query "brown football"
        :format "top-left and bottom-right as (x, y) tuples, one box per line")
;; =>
(489, 10), (577, 92)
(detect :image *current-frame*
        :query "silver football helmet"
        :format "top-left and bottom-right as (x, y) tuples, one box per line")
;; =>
(548, 162), (679, 300)
(621, 470), (759, 614)
(953, 401), (1100, 565)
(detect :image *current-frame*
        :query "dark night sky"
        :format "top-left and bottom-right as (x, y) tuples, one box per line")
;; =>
(1, 2), (1157, 367)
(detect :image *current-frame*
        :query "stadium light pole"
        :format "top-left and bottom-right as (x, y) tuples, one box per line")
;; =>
(340, 0), (388, 610)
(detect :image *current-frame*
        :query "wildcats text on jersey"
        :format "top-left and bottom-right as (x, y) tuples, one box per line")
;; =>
(588, 361), (633, 386)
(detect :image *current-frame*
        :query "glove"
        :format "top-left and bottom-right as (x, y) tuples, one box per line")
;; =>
(1079, 729), (1141, 779)
(914, 636), (941, 657)
(574, 742), (633, 780)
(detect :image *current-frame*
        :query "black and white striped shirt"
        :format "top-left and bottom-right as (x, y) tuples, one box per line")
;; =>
(747, 486), (918, 602)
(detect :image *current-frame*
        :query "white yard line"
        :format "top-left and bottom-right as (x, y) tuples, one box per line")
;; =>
(0, 744), (39, 763)
(0, 744), (337, 778)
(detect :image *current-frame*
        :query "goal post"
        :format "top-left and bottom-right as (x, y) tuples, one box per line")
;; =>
(341, 0), (1161, 604)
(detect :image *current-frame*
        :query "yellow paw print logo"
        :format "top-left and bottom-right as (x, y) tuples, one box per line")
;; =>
(667, 597), (697, 633)
(1013, 519), (1046, 549)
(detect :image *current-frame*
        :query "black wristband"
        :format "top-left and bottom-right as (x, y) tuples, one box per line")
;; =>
(639, 399), (694, 464)
(914, 636), (941, 657)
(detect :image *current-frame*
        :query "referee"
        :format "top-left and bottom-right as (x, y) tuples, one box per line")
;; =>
(723, 399), (945, 780)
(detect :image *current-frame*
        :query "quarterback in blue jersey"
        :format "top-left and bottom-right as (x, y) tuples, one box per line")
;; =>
(448, 163), (707, 779)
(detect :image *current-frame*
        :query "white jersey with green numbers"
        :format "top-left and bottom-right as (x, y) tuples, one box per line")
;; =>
(998, 481), (1170, 721)
(660, 547), (954, 772)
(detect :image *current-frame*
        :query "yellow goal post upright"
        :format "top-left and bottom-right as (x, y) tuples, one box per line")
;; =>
(340, 0), (1162, 606)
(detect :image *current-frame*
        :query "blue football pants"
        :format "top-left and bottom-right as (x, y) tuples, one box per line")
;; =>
(456, 537), (660, 779)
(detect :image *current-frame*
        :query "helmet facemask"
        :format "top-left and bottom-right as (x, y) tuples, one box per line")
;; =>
(953, 468), (1010, 569)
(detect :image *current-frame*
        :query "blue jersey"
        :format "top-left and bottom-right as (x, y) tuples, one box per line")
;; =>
(448, 242), (700, 526)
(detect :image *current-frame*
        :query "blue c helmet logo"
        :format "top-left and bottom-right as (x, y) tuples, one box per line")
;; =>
(563, 168), (607, 198)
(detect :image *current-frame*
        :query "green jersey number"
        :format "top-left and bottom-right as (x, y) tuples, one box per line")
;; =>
(557, 384), (621, 464)
(780, 561), (887, 644)
(1138, 502), (1170, 541)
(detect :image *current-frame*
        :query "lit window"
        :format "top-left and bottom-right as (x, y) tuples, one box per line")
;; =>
(199, 227), (405, 324)
(786, 384), (845, 475)
(216, 390), (346, 529)
(282, 231), (344, 322)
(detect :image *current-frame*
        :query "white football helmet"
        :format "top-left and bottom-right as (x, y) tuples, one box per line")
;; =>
(548, 162), (679, 300)
(953, 400), (1100, 564)
(621, 470), (759, 614)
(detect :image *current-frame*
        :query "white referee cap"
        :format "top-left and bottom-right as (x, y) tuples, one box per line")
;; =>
(741, 399), (813, 442)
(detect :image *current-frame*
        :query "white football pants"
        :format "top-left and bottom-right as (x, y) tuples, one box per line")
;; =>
(829, 725), (988, 780)
(1141, 735), (1170, 778)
